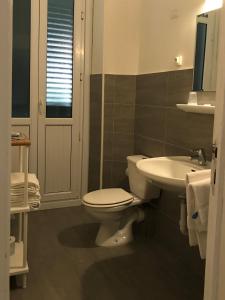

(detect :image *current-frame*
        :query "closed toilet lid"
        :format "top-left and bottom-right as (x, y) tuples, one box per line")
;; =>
(83, 188), (133, 207)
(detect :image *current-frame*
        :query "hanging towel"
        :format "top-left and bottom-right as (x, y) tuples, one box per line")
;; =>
(186, 169), (211, 259)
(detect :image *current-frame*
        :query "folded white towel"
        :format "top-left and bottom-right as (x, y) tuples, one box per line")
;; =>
(11, 192), (41, 202)
(10, 191), (41, 210)
(11, 173), (40, 188)
(10, 200), (41, 210)
(10, 187), (40, 197)
(186, 169), (211, 259)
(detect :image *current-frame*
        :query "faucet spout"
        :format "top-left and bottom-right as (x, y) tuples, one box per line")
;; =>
(190, 148), (207, 166)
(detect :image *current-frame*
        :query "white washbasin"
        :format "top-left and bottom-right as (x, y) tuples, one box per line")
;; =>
(137, 156), (210, 192)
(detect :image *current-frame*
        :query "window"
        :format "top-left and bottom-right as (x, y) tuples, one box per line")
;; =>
(12, 0), (31, 118)
(46, 0), (74, 118)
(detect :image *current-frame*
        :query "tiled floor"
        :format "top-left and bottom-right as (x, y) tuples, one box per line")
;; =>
(10, 206), (204, 300)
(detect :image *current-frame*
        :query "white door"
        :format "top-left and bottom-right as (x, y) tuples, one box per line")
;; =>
(0, 0), (12, 299)
(204, 3), (225, 300)
(38, 0), (85, 205)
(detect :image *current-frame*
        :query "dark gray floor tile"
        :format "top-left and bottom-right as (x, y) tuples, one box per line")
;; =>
(10, 207), (204, 300)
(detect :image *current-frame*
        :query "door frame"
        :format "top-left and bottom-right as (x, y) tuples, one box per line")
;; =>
(38, 0), (83, 205)
(11, 0), (93, 209)
(11, 0), (39, 175)
(37, 0), (92, 209)
(0, 0), (12, 299)
(204, 2), (225, 300)
(80, 0), (93, 196)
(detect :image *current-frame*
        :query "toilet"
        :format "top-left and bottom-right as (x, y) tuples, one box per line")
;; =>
(82, 155), (160, 247)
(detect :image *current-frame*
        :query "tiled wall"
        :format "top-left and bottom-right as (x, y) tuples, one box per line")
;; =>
(135, 69), (214, 160)
(88, 75), (102, 191)
(89, 69), (215, 191)
(103, 75), (136, 188)
(88, 74), (136, 191)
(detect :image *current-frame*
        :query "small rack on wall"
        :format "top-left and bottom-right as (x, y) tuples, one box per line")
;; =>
(10, 136), (31, 288)
(176, 104), (215, 115)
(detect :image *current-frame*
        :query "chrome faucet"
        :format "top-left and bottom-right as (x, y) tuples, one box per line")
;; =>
(190, 148), (207, 166)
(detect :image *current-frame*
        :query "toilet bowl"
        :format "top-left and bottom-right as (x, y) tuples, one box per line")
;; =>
(82, 155), (160, 247)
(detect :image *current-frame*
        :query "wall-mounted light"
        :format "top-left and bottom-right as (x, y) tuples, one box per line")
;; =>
(203, 0), (223, 12)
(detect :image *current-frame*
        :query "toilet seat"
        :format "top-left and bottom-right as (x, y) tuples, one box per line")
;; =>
(82, 188), (134, 208)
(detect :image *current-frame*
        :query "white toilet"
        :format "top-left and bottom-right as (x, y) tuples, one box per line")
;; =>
(82, 155), (160, 247)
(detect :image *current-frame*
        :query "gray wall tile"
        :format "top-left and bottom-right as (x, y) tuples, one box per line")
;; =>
(104, 75), (116, 103)
(166, 69), (193, 107)
(102, 161), (113, 188)
(112, 132), (134, 162)
(104, 103), (114, 132)
(103, 75), (136, 190)
(88, 75), (102, 192)
(114, 75), (136, 105)
(135, 105), (166, 140)
(103, 131), (113, 161)
(135, 135), (165, 157)
(165, 109), (214, 159)
(136, 72), (167, 106)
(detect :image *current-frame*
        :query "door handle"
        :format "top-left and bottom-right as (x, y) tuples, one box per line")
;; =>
(38, 99), (44, 115)
(211, 143), (218, 195)
(212, 143), (218, 159)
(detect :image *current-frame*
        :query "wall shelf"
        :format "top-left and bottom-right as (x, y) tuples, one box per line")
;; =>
(176, 104), (215, 115)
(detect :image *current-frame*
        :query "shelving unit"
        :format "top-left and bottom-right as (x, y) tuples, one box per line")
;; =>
(10, 242), (29, 276)
(10, 136), (31, 288)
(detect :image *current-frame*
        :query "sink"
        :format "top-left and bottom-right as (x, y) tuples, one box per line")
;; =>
(136, 156), (210, 192)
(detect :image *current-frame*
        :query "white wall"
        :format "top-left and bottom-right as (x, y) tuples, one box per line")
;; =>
(139, 0), (204, 74)
(92, 0), (141, 75)
(0, 0), (12, 299)
(92, 0), (207, 75)
(92, 0), (104, 74)
(103, 0), (141, 75)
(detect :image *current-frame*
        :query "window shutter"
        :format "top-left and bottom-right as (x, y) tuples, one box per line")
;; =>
(46, 2), (74, 108)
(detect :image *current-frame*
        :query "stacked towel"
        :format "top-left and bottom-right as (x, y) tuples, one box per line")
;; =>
(10, 173), (41, 210)
(186, 169), (211, 259)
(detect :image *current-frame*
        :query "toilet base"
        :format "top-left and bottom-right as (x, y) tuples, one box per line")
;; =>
(95, 207), (145, 247)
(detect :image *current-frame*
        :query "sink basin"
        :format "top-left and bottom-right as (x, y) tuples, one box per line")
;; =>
(136, 156), (210, 192)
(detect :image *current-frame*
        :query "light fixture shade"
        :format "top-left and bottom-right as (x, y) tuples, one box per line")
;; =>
(203, 0), (223, 12)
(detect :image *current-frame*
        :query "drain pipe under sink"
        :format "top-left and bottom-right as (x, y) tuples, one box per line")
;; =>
(179, 194), (188, 235)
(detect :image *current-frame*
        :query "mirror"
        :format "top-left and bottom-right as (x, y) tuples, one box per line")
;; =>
(193, 9), (220, 92)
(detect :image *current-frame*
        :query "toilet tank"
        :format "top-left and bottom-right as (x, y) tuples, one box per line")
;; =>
(127, 155), (160, 200)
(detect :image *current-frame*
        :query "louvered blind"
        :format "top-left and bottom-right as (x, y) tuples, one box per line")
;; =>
(46, 0), (74, 117)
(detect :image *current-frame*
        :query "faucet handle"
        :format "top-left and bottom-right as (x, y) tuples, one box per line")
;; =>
(190, 148), (201, 157)
(190, 148), (205, 154)
(190, 148), (206, 165)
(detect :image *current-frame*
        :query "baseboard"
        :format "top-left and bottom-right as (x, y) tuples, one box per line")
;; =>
(40, 198), (82, 210)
